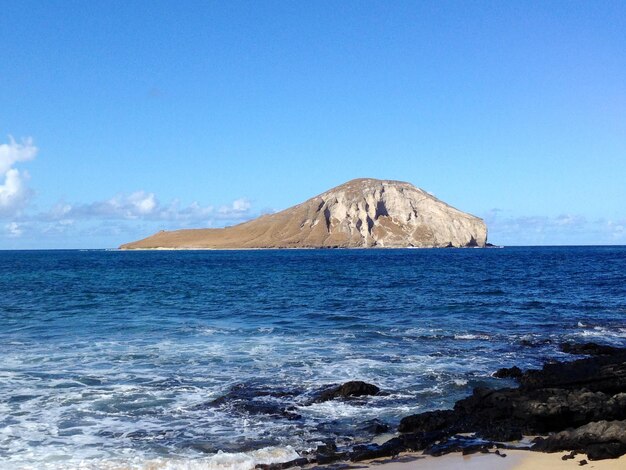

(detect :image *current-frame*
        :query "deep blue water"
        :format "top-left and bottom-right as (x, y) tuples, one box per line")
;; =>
(1, 247), (625, 469)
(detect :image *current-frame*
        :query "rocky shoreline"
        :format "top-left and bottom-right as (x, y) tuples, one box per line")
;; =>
(242, 341), (626, 469)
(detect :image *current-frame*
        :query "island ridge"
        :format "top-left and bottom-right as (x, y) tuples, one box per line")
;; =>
(120, 178), (487, 249)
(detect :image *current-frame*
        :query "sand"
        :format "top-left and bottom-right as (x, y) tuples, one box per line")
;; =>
(357, 450), (626, 470)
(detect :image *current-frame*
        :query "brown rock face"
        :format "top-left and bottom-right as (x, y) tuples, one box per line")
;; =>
(120, 178), (487, 249)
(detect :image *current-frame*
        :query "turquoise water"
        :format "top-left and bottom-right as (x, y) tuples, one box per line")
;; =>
(1, 247), (625, 469)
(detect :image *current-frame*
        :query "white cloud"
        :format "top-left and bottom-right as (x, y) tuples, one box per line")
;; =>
(219, 197), (251, 214)
(0, 136), (37, 216)
(99, 191), (158, 218)
(45, 192), (252, 225)
(483, 209), (626, 245)
(5, 221), (22, 237)
(0, 137), (261, 245)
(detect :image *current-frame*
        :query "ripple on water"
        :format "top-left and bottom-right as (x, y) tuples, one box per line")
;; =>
(0, 247), (625, 468)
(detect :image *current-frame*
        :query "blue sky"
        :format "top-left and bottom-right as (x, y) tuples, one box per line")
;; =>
(1, 0), (625, 248)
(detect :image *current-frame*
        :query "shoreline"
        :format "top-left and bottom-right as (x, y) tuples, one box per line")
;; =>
(115, 245), (495, 251)
(358, 449), (626, 470)
(252, 341), (626, 470)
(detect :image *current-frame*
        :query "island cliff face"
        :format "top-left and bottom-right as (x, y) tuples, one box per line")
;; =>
(120, 178), (487, 249)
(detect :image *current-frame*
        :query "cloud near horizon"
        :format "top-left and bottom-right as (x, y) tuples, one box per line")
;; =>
(0, 137), (38, 217)
(0, 136), (259, 243)
(483, 209), (626, 245)
(44, 192), (253, 223)
(11, 189), (258, 239)
(4, 192), (258, 243)
(1, 137), (623, 247)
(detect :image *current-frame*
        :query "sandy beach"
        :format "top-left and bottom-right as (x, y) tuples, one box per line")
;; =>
(361, 450), (626, 470)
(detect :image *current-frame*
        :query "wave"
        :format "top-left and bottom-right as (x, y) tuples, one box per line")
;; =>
(453, 333), (491, 341)
(9, 446), (300, 470)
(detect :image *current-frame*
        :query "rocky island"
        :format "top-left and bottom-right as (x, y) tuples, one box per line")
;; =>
(120, 178), (487, 249)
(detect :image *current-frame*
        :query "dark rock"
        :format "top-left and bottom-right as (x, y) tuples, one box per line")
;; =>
(204, 382), (302, 420)
(532, 420), (626, 459)
(423, 436), (495, 457)
(349, 442), (399, 462)
(314, 439), (345, 465)
(269, 342), (626, 464)
(560, 342), (625, 357)
(518, 349), (626, 393)
(493, 366), (523, 379)
(311, 381), (380, 404)
(398, 410), (456, 433)
(586, 442), (626, 460)
(348, 431), (446, 461)
(230, 401), (302, 420)
(479, 424), (523, 442)
(519, 338), (553, 347)
(348, 433), (439, 462)
(453, 387), (626, 435)
(465, 236), (479, 247)
(315, 440), (337, 455)
(397, 431), (448, 451)
(397, 343), (626, 460)
(562, 451), (577, 460)
(315, 451), (346, 465)
(360, 419), (390, 435)
(579, 459), (588, 466)
(255, 458), (311, 470)
(211, 382), (302, 403)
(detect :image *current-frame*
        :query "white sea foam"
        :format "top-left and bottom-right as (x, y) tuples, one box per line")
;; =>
(453, 333), (491, 340)
(576, 326), (626, 341)
(7, 446), (300, 470)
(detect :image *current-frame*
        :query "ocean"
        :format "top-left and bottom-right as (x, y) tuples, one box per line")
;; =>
(1, 247), (625, 469)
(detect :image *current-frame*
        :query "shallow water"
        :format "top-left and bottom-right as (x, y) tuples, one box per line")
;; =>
(1, 247), (625, 469)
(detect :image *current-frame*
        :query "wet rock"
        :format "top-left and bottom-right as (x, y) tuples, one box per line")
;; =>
(348, 432), (438, 462)
(399, 387), (626, 442)
(423, 436), (496, 457)
(256, 457), (310, 470)
(349, 441), (401, 462)
(493, 366), (523, 380)
(315, 452), (346, 465)
(210, 382), (302, 404)
(398, 343), (626, 459)
(479, 424), (523, 442)
(519, 338), (553, 347)
(311, 381), (380, 404)
(312, 439), (346, 465)
(315, 440), (337, 455)
(398, 410), (456, 433)
(463, 388), (625, 434)
(203, 382), (302, 420)
(518, 348), (626, 393)
(230, 401), (302, 420)
(560, 342), (624, 357)
(562, 451), (577, 460)
(532, 420), (626, 459)
(397, 431), (448, 451)
(359, 419), (390, 435)
(586, 442), (626, 460)
(347, 430), (447, 462)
